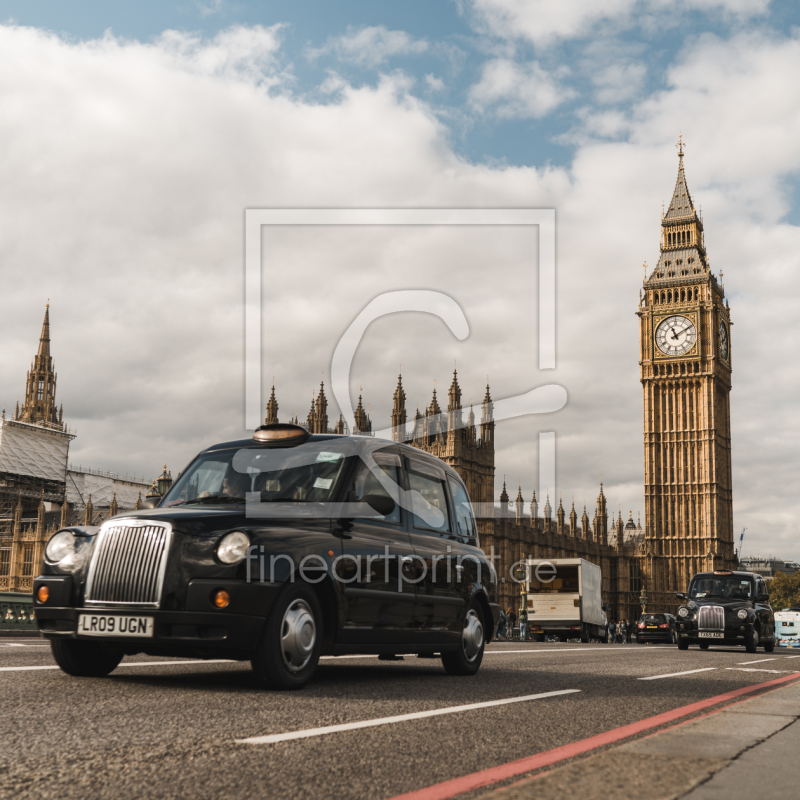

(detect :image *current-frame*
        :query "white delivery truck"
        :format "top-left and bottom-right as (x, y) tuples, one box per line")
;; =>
(525, 558), (608, 643)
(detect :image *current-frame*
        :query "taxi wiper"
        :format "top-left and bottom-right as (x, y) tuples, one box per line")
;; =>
(184, 495), (245, 505)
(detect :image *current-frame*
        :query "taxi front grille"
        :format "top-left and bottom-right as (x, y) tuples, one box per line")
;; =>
(85, 523), (171, 607)
(697, 605), (725, 631)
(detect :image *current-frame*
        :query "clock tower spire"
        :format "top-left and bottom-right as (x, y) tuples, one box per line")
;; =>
(637, 139), (735, 610)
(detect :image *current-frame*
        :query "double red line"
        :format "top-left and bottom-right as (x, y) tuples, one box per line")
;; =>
(389, 672), (800, 800)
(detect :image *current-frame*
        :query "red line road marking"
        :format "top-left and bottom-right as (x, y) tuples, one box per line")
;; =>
(388, 672), (800, 800)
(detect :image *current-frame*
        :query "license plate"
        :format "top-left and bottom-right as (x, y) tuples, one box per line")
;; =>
(647, 626), (657, 629)
(78, 614), (154, 637)
(699, 631), (724, 638)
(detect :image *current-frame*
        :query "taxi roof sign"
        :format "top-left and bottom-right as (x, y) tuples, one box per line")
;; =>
(252, 423), (310, 446)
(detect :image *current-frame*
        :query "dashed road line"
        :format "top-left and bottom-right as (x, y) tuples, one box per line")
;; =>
(236, 689), (581, 745)
(726, 668), (798, 674)
(736, 658), (777, 665)
(0, 659), (237, 673)
(639, 667), (717, 681)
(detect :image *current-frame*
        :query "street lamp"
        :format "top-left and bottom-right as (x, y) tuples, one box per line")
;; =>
(639, 587), (649, 614)
(514, 554), (529, 641)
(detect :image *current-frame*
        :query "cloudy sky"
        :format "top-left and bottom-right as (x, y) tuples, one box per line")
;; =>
(0, 1), (798, 559)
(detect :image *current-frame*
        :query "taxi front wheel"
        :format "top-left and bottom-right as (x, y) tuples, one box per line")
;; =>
(252, 583), (322, 690)
(50, 638), (124, 677)
(442, 603), (485, 676)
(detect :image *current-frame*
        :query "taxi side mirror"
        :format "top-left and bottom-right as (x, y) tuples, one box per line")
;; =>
(676, 591), (687, 600)
(757, 593), (769, 602)
(363, 493), (396, 517)
(141, 497), (160, 510)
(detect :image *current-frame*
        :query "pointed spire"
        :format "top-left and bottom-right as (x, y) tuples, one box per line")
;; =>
(391, 370), (407, 442)
(265, 382), (279, 425)
(499, 477), (509, 503)
(110, 491), (118, 517)
(84, 493), (93, 526)
(19, 302), (60, 428)
(544, 493), (552, 519)
(37, 302), (51, 360)
(353, 390), (370, 435)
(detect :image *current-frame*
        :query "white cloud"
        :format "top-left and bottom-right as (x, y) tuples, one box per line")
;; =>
(425, 73), (445, 92)
(465, 0), (771, 47)
(592, 61), (647, 104)
(0, 22), (798, 560)
(306, 25), (428, 68)
(469, 57), (576, 117)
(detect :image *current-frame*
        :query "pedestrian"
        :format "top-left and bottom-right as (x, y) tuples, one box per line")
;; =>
(506, 607), (517, 638)
(519, 606), (528, 641)
(626, 619), (633, 644)
(608, 620), (616, 644)
(496, 609), (507, 640)
(618, 619), (626, 644)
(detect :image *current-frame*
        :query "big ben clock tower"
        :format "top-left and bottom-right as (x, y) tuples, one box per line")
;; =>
(638, 137), (735, 609)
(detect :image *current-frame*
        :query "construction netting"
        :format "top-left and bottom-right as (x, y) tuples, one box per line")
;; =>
(66, 471), (149, 509)
(0, 420), (70, 482)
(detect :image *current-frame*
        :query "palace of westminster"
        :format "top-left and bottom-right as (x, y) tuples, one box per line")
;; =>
(1, 142), (736, 620)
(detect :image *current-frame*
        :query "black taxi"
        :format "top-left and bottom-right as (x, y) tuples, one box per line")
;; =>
(675, 569), (775, 653)
(34, 425), (500, 689)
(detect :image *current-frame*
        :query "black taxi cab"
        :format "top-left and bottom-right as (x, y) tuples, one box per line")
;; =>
(675, 569), (775, 653)
(33, 424), (500, 689)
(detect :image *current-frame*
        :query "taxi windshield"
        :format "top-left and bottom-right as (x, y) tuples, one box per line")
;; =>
(689, 574), (754, 600)
(162, 441), (349, 506)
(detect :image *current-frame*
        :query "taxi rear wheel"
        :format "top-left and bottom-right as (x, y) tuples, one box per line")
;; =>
(252, 583), (322, 690)
(442, 603), (485, 676)
(746, 628), (760, 654)
(50, 638), (124, 677)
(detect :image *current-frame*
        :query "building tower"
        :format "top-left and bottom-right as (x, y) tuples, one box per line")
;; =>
(638, 137), (735, 608)
(16, 304), (62, 429)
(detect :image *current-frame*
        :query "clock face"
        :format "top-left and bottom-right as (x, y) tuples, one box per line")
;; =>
(655, 315), (697, 356)
(719, 320), (729, 361)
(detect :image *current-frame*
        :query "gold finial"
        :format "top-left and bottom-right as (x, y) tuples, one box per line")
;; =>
(677, 132), (685, 158)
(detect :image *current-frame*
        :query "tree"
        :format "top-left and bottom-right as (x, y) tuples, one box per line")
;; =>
(767, 571), (800, 610)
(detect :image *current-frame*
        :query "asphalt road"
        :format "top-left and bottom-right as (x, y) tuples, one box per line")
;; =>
(2, 639), (799, 800)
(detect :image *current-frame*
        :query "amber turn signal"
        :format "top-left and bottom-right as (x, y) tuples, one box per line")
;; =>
(37, 586), (49, 603)
(212, 589), (230, 608)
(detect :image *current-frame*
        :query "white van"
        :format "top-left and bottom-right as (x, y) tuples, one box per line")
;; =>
(775, 609), (800, 648)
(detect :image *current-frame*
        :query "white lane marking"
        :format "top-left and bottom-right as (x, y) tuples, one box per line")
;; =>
(639, 668), (717, 681)
(726, 668), (799, 674)
(0, 659), (237, 673)
(736, 658), (778, 665)
(784, 655), (800, 659)
(237, 689), (582, 745)
(319, 648), (654, 662)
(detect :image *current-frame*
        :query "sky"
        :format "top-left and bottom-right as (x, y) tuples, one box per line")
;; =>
(0, 1), (798, 560)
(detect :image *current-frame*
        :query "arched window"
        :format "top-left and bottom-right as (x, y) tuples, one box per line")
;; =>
(668, 291), (672, 302)
(681, 289), (685, 302)
(687, 288), (692, 301)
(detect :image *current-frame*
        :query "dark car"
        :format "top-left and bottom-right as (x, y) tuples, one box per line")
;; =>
(635, 612), (676, 644)
(34, 424), (501, 689)
(675, 570), (775, 653)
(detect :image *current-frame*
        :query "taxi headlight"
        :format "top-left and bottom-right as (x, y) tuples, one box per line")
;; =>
(217, 531), (250, 565)
(678, 607), (689, 618)
(45, 530), (75, 563)
(737, 609), (748, 620)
